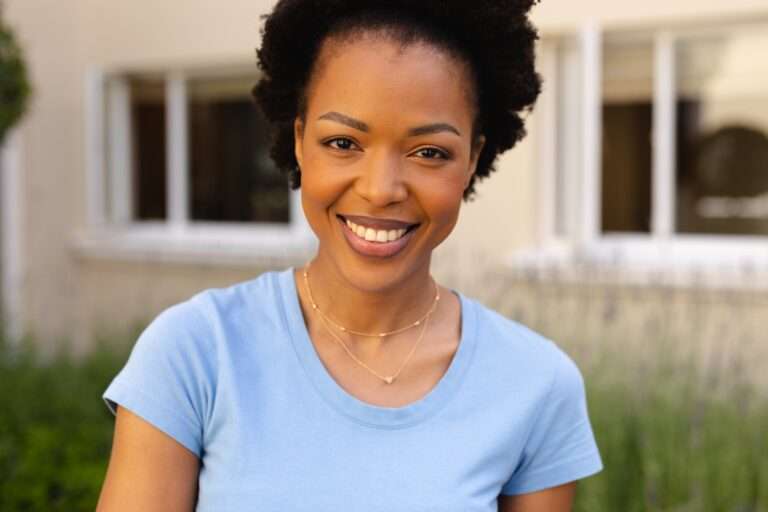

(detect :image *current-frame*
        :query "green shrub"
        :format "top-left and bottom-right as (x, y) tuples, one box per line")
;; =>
(0, 333), (132, 511)
(0, 19), (31, 143)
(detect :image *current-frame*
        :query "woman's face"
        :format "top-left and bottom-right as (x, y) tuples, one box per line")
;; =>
(294, 34), (484, 291)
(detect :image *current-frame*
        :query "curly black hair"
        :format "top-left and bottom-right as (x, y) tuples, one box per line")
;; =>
(252, 0), (542, 201)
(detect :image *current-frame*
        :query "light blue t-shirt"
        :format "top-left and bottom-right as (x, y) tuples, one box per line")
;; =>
(102, 268), (603, 511)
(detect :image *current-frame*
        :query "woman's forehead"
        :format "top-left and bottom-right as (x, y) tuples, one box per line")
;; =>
(304, 35), (478, 125)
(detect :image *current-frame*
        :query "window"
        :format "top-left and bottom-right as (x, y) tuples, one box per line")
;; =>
(601, 38), (653, 234)
(130, 76), (167, 221)
(675, 32), (768, 236)
(186, 76), (289, 224)
(538, 21), (768, 267)
(84, 65), (312, 263)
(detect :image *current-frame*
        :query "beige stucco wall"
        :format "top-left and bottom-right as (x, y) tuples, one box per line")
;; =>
(72, 257), (274, 357)
(75, 0), (272, 68)
(533, 0), (768, 31)
(4, 0), (768, 354)
(4, 0), (85, 349)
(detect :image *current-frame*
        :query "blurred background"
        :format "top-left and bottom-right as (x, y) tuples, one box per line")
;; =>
(0, 0), (766, 510)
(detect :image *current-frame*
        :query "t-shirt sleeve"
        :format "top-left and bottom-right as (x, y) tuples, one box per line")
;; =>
(102, 297), (216, 459)
(500, 349), (604, 495)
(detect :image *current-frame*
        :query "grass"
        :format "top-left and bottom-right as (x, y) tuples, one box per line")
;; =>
(573, 343), (768, 512)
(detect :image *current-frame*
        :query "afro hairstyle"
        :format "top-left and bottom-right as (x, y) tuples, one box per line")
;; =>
(252, 0), (542, 201)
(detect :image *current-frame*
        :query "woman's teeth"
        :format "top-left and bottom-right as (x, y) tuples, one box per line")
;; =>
(345, 219), (408, 243)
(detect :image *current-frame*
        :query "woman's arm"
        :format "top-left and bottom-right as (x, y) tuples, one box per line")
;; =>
(96, 405), (201, 512)
(497, 481), (576, 512)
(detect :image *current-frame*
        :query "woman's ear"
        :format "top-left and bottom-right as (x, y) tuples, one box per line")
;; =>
(294, 117), (304, 170)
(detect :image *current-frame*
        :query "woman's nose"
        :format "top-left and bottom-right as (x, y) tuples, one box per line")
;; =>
(354, 152), (408, 206)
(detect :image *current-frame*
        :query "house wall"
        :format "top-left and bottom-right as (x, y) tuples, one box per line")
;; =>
(532, 0), (768, 31)
(4, 0), (84, 355)
(3, 0), (768, 358)
(73, 258), (272, 355)
(4, 0), (279, 355)
(490, 264), (768, 396)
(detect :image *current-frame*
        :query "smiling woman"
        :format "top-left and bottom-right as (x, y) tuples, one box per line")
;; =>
(96, 2), (604, 512)
(295, 35), (482, 293)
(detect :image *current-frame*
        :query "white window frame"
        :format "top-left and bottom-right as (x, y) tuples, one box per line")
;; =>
(1, 128), (25, 344)
(530, 20), (768, 273)
(77, 63), (315, 265)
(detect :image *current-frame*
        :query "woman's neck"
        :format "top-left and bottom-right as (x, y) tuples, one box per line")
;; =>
(299, 254), (438, 337)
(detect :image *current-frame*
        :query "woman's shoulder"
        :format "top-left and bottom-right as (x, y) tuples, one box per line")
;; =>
(192, 266), (288, 308)
(139, 268), (292, 349)
(102, 268), (296, 446)
(463, 293), (555, 349)
(460, 292), (580, 381)
(191, 267), (287, 303)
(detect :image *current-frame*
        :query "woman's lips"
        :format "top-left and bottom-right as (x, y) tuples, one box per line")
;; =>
(337, 216), (417, 258)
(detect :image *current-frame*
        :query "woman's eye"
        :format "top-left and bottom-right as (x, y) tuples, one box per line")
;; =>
(324, 137), (358, 151)
(414, 147), (449, 160)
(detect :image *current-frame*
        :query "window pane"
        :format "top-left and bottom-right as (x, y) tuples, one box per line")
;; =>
(188, 76), (290, 224)
(601, 39), (654, 233)
(131, 77), (167, 220)
(676, 28), (768, 236)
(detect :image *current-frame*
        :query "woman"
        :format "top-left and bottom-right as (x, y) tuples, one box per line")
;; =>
(96, 1), (604, 511)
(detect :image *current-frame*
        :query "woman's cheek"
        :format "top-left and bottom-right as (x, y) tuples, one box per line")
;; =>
(423, 181), (466, 235)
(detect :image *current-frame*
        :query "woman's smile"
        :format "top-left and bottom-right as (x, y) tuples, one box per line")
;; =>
(337, 214), (421, 258)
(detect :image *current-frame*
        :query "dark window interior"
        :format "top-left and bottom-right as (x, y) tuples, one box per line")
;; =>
(601, 102), (653, 233)
(188, 85), (289, 224)
(131, 79), (167, 221)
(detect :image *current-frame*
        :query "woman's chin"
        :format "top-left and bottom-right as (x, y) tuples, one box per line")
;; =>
(320, 252), (431, 295)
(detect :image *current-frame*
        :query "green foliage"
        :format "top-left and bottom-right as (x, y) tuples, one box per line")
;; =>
(573, 352), (768, 512)
(0, 19), (31, 144)
(0, 327), (766, 511)
(0, 333), (132, 511)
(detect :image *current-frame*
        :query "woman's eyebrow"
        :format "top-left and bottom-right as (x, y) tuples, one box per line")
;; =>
(408, 123), (461, 137)
(317, 111), (369, 132)
(317, 111), (461, 137)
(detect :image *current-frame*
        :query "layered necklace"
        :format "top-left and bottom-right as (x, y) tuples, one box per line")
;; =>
(302, 263), (440, 385)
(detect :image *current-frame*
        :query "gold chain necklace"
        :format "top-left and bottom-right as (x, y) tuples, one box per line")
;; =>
(302, 263), (440, 338)
(302, 265), (439, 385)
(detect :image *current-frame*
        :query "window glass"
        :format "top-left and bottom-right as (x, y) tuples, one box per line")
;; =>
(188, 76), (290, 224)
(675, 28), (768, 236)
(601, 39), (654, 233)
(130, 77), (167, 220)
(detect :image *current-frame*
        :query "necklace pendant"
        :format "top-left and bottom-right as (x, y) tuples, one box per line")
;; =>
(384, 376), (394, 384)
